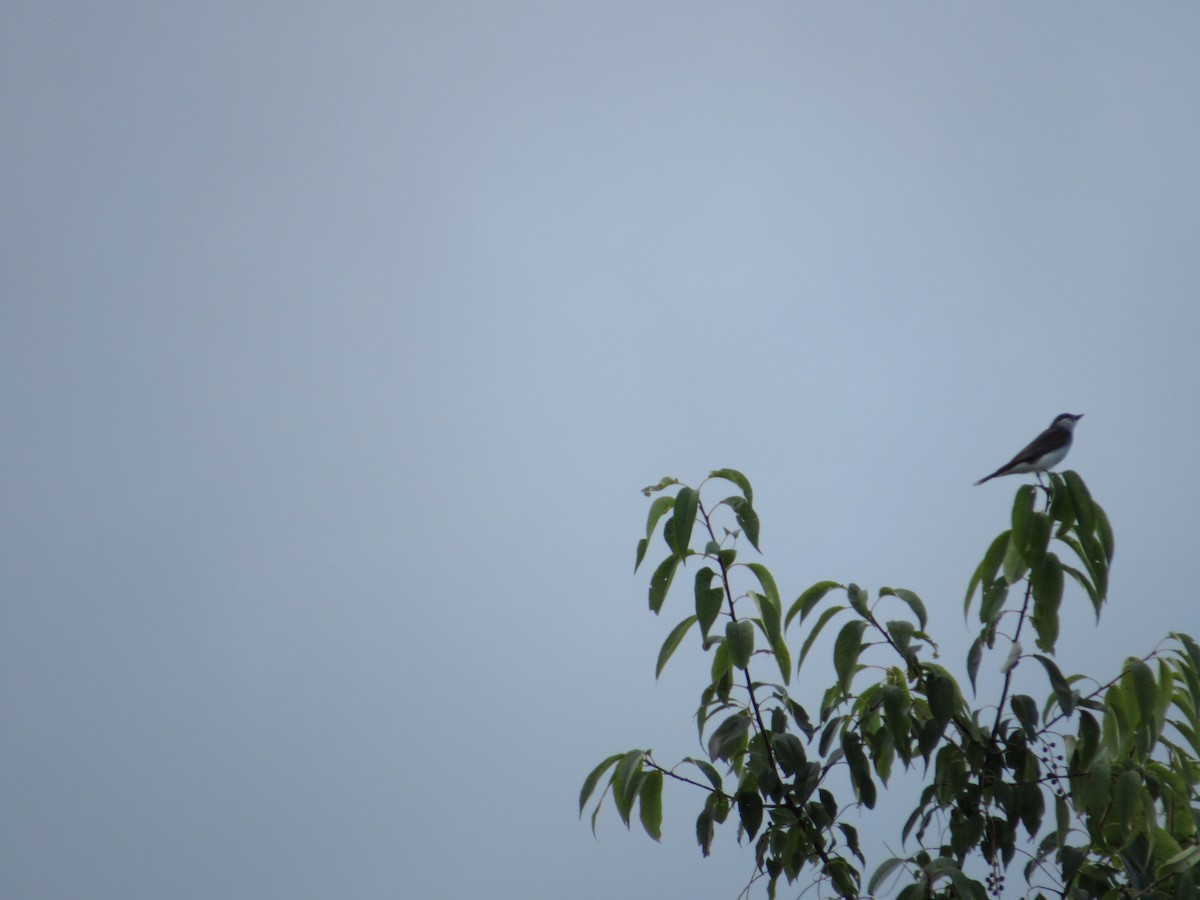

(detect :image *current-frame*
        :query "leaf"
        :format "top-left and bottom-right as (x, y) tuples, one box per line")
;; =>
(771, 732), (808, 775)
(709, 468), (753, 504)
(847, 583), (869, 616)
(579, 753), (623, 816)
(771, 636), (792, 686)
(1063, 471), (1095, 535)
(1033, 654), (1075, 715)
(1011, 484), (1037, 551)
(926, 857), (981, 898)
(707, 711), (751, 762)
(842, 732), (876, 808)
(612, 749), (645, 827)
(1011, 694), (1040, 741)
(648, 555), (680, 614)
(710, 640), (732, 688)
(880, 587), (928, 630)
(881, 683), (910, 750)
(724, 496), (761, 551)
(1126, 658), (1157, 733)
(1031, 552), (1064, 652)
(799, 605), (847, 671)
(965, 532), (1010, 618)
(868, 857), (908, 895)
(638, 770), (663, 841)
(979, 579), (1008, 628)
(834, 620), (868, 694)
(1094, 503), (1115, 564)
(656, 615), (698, 678)
(694, 567), (722, 636)
(737, 790), (764, 840)
(926, 671), (958, 734)
(785, 581), (843, 630)
(641, 476), (680, 496)
(967, 636), (984, 693)
(634, 538), (649, 573)
(726, 619), (755, 670)
(636, 495), (675, 571)
(747, 563), (781, 611)
(1114, 768), (1141, 827)
(695, 808), (714, 857)
(671, 486), (699, 562)
(684, 757), (723, 793)
(886, 619), (916, 655)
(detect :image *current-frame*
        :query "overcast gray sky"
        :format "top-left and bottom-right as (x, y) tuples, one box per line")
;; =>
(3, 4), (1200, 898)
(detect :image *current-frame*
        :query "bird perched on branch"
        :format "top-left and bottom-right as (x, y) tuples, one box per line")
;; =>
(975, 413), (1083, 485)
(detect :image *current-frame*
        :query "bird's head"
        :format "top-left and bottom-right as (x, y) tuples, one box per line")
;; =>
(1053, 413), (1083, 431)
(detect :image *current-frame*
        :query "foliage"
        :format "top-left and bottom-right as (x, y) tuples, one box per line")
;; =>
(581, 469), (1200, 898)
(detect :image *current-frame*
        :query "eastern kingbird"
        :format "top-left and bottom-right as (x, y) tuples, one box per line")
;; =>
(975, 413), (1083, 485)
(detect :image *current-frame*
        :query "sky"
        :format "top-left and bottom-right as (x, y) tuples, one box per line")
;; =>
(3, 4), (1200, 898)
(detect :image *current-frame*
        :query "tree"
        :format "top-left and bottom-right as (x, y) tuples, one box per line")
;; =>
(581, 469), (1200, 898)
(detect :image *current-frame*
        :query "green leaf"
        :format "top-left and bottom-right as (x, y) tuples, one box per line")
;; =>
(671, 486), (699, 562)
(710, 639), (732, 688)
(881, 683), (910, 750)
(1063, 471), (1095, 535)
(726, 619), (755, 669)
(641, 476), (680, 496)
(1033, 654), (1075, 715)
(695, 808), (714, 857)
(709, 468), (753, 504)
(1003, 528), (1028, 586)
(880, 587), (928, 630)
(967, 636), (984, 693)
(634, 538), (649, 573)
(638, 770), (663, 841)
(648, 555), (680, 614)
(612, 749), (645, 827)
(843, 732), (877, 808)
(1011, 484), (1037, 547)
(707, 711), (751, 762)
(771, 636), (792, 686)
(799, 605), (846, 671)
(1031, 552), (1064, 652)
(747, 563), (780, 611)
(847, 583), (869, 617)
(684, 757), (723, 793)
(926, 671), (959, 734)
(771, 732), (807, 775)
(980, 579), (1009, 628)
(636, 495), (675, 571)
(737, 790), (764, 839)
(1012, 694), (1040, 741)
(694, 567), (722, 636)
(965, 532), (1010, 617)
(1114, 768), (1141, 828)
(868, 857), (908, 895)
(579, 753), (623, 815)
(724, 496), (760, 551)
(656, 615), (698, 679)
(834, 620), (868, 694)
(785, 581), (843, 630)
(827, 857), (861, 897)
(1094, 503), (1115, 564)
(886, 619), (916, 655)
(1127, 658), (1157, 733)
(926, 857), (981, 898)
(1061, 561), (1101, 618)
(748, 563), (789, 683)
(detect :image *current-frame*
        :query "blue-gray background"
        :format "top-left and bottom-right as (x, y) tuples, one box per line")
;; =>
(3, 4), (1198, 898)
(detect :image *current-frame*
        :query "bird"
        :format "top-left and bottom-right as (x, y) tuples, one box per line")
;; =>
(975, 413), (1083, 485)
